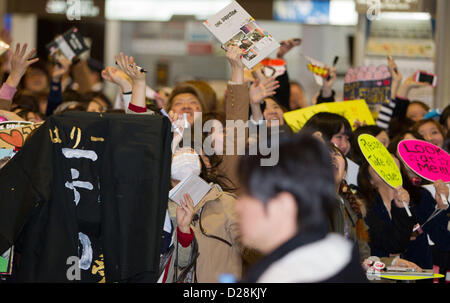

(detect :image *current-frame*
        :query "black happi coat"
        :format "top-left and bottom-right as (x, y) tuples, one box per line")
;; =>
(0, 111), (172, 282)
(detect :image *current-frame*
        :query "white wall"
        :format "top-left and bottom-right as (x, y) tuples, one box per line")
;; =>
(11, 14), (37, 49)
(103, 20), (122, 101)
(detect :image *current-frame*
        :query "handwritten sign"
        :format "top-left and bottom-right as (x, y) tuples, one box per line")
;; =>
(358, 134), (402, 188)
(397, 139), (450, 183)
(283, 99), (375, 133)
(344, 65), (392, 113)
(0, 122), (43, 149)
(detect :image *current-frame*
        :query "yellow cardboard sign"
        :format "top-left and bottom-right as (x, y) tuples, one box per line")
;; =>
(358, 134), (402, 188)
(283, 99), (375, 133)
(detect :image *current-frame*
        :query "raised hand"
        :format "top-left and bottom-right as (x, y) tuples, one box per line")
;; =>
(249, 77), (279, 105)
(101, 66), (132, 93)
(176, 193), (195, 234)
(433, 179), (449, 210)
(387, 56), (402, 83)
(393, 186), (410, 209)
(51, 56), (72, 82)
(115, 52), (145, 83)
(397, 72), (429, 99)
(226, 45), (245, 84)
(115, 52), (146, 108)
(321, 65), (336, 98)
(277, 38), (302, 59)
(387, 56), (402, 100)
(353, 118), (367, 129)
(6, 43), (39, 88)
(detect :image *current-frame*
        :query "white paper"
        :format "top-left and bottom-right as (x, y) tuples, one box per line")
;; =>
(169, 174), (212, 208)
(203, 1), (280, 69)
(345, 157), (359, 187)
(163, 210), (172, 234)
(56, 35), (76, 61)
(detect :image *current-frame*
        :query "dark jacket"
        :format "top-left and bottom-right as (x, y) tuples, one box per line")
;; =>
(364, 194), (416, 258)
(403, 188), (450, 269)
(0, 111), (172, 282)
(273, 70), (290, 111)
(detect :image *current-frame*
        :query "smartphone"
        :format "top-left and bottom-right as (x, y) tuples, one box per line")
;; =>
(415, 71), (437, 87)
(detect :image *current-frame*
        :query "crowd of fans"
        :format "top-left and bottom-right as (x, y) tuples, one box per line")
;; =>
(0, 28), (448, 284)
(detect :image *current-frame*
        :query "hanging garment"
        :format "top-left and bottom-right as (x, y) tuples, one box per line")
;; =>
(0, 111), (172, 282)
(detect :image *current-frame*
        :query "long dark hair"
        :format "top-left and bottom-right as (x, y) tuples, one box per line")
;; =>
(356, 161), (377, 209)
(302, 112), (353, 142)
(440, 104), (450, 151)
(387, 130), (424, 155)
(439, 105), (450, 133)
(177, 121), (236, 193)
(330, 143), (370, 242)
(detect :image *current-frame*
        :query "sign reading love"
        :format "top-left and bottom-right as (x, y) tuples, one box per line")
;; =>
(358, 134), (402, 188)
(397, 139), (450, 183)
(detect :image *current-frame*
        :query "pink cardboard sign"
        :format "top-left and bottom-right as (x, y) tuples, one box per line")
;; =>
(397, 139), (450, 183)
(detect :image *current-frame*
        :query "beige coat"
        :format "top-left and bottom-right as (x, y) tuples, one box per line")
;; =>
(219, 83), (250, 192)
(166, 184), (243, 283)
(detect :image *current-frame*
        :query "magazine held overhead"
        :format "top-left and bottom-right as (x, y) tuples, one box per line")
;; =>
(203, 1), (280, 69)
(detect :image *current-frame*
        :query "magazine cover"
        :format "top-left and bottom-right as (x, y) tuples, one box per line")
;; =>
(203, 1), (280, 69)
(46, 27), (89, 62)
